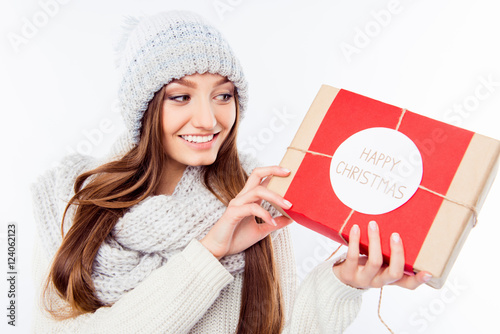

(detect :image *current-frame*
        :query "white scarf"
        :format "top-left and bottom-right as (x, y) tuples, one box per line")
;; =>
(33, 150), (278, 306)
(92, 165), (246, 305)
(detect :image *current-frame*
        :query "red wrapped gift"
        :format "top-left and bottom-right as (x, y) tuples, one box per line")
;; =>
(268, 85), (500, 288)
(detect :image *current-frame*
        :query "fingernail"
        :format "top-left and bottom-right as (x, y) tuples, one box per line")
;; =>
(281, 167), (291, 173)
(423, 273), (432, 282)
(391, 232), (400, 243)
(369, 220), (378, 231)
(271, 218), (277, 227)
(352, 224), (360, 234)
(283, 199), (293, 209)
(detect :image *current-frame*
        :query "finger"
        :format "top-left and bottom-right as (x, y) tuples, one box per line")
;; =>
(390, 271), (432, 290)
(260, 176), (272, 188)
(378, 232), (405, 285)
(260, 166), (292, 188)
(343, 224), (360, 274)
(273, 215), (294, 228)
(260, 177), (294, 215)
(361, 221), (383, 279)
(232, 185), (292, 211)
(240, 203), (277, 227)
(260, 178), (294, 210)
(241, 166), (291, 194)
(223, 203), (275, 228)
(253, 215), (294, 236)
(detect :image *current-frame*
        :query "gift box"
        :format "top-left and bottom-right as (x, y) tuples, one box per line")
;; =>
(268, 85), (500, 288)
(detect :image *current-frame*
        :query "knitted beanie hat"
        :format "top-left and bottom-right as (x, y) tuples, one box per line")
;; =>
(113, 10), (248, 147)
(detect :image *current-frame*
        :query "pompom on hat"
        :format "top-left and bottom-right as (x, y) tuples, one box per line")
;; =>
(110, 10), (248, 156)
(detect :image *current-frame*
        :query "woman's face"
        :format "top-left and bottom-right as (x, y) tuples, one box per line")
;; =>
(161, 72), (236, 171)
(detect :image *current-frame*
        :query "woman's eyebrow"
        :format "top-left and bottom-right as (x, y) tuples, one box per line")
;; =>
(169, 78), (197, 88)
(215, 77), (230, 86)
(168, 77), (230, 88)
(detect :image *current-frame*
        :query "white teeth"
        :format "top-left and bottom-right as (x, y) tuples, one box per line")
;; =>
(181, 134), (215, 143)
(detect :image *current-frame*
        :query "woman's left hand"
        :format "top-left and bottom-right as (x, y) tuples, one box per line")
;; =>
(200, 166), (293, 260)
(332, 220), (432, 290)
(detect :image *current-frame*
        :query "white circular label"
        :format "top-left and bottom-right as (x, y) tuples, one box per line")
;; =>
(329, 127), (423, 215)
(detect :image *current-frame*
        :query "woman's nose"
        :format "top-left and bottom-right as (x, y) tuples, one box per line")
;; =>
(191, 98), (217, 129)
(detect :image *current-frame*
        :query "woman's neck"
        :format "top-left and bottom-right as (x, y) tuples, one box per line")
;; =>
(155, 161), (188, 196)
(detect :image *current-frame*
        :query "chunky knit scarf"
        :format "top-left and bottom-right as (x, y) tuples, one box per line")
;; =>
(32, 152), (278, 306)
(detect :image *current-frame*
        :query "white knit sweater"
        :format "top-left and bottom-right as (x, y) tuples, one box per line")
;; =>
(30, 152), (364, 333)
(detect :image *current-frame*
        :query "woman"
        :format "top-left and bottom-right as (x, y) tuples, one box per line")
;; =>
(30, 10), (430, 333)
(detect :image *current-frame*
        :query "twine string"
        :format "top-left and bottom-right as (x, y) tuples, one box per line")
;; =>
(288, 144), (479, 228)
(395, 108), (407, 131)
(324, 244), (343, 262)
(338, 209), (355, 245)
(287, 146), (333, 158)
(418, 185), (478, 227)
(378, 287), (394, 334)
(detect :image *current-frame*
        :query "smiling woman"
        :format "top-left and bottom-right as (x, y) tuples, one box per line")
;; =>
(158, 73), (237, 195)
(29, 9), (427, 334)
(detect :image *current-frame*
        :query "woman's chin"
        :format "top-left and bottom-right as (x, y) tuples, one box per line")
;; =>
(183, 154), (218, 167)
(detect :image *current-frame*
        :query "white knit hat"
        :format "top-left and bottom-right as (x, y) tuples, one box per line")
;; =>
(113, 10), (248, 148)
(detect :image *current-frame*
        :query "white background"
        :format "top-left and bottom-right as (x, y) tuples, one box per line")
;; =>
(1, 0), (499, 333)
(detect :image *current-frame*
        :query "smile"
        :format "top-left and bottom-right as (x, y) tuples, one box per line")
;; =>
(179, 133), (218, 144)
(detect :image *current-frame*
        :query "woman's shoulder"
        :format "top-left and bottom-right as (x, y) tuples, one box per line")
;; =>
(31, 153), (98, 196)
(30, 154), (100, 256)
(30, 153), (100, 205)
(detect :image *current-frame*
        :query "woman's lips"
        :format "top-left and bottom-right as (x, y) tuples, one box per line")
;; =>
(179, 133), (219, 149)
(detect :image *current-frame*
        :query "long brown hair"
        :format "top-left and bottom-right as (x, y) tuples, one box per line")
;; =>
(44, 82), (284, 333)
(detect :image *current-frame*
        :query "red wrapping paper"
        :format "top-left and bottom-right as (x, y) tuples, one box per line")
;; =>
(268, 85), (500, 288)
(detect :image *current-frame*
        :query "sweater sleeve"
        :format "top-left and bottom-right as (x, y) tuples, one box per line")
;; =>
(30, 155), (234, 334)
(32, 236), (234, 334)
(273, 227), (365, 334)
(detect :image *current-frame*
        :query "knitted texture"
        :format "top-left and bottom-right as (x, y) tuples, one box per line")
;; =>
(30, 152), (278, 305)
(30, 153), (365, 333)
(114, 10), (248, 146)
(92, 165), (245, 305)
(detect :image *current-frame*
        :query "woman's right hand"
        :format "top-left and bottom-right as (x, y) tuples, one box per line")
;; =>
(200, 166), (294, 259)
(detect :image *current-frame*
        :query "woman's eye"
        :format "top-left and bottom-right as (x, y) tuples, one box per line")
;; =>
(215, 93), (233, 102)
(168, 95), (190, 102)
